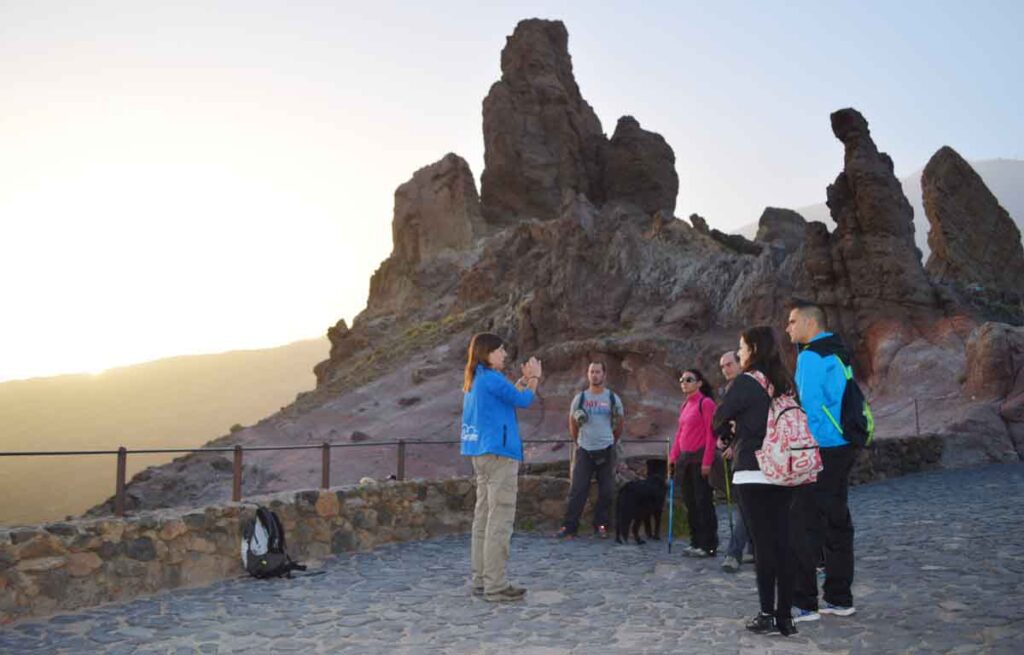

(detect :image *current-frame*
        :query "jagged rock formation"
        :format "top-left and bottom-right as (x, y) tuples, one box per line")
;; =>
(922, 146), (1024, 306)
(823, 108), (935, 306)
(91, 21), (1024, 516)
(479, 19), (606, 222)
(689, 213), (763, 256)
(755, 207), (806, 253)
(603, 116), (678, 215)
(798, 109), (947, 380)
(479, 20), (678, 222)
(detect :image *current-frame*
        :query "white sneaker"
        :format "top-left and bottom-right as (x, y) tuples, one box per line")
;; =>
(819, 602), (856, 616)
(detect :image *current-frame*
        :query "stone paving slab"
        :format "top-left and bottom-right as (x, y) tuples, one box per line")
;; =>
(2, 463), (1023, 654)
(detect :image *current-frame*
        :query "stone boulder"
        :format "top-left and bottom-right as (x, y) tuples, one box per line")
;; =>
(755, 207), (807, 253)
(964, 322), (1024, 402)
(922, 146), (1024, 305)
(480, 19), (606, 222)
(603, 115), (678, 215)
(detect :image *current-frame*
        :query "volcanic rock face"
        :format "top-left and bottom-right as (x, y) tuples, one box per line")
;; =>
(480, 19), (606, 222)
(824, 108), (935, 307)
(603, 116), (678, 215)
(94, 22), (1024, 518)
(796, 109), (946, 376)
(922, 146), (1024, 305)
(392, 153), (484, 267)
(364, 154), (484, 317)
(755, 207), (807, 253)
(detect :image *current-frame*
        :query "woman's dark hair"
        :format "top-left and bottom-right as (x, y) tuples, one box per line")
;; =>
(680, 368), (715, 400)
(740, 326), (794, 398)
(463, 332), (504, 392)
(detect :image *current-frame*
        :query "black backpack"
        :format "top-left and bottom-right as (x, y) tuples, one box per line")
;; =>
(241, 506), (306, 579)
(803, 342), (875, 447)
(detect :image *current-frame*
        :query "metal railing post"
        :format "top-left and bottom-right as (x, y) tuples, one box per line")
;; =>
(914, 399), (920, 436)
(115, 446), (127, 516)
(321, 442), (330, 489)
(232, 445), (243, 502)
(397, 439), (406, 481)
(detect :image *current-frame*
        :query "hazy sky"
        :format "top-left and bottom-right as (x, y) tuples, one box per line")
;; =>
(2, 1), (1021, 381)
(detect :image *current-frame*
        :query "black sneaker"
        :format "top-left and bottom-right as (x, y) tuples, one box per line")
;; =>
(775, 616), (798, 637)
(745, 612), (776, 634)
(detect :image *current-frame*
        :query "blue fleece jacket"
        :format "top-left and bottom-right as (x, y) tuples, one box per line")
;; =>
(795, 332), (849, 448)
(460, 365), (535, 461)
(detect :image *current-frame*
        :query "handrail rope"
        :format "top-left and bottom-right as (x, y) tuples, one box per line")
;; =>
(0, 437), (671, 457)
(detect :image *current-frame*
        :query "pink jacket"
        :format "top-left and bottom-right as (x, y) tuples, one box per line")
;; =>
(669, 393), (717, 468)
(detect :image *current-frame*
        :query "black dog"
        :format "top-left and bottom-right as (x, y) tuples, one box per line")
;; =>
(615, 459), (668, 544)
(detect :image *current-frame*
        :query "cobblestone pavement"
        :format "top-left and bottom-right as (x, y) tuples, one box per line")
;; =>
(3, 463), (1023, 654)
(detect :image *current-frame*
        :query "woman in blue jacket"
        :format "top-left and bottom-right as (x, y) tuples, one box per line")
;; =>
(460, 332), (541, 602)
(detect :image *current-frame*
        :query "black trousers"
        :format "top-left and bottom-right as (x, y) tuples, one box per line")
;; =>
(679, 460), (718, 552)
(562, 446), (616, 533)
(791, 445), (856, 610)
(740, 483), (795, 620)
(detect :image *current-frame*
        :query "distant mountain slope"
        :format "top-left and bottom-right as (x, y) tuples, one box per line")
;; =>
(737, 159), (1024, 255)
(0, 337), (328, 525)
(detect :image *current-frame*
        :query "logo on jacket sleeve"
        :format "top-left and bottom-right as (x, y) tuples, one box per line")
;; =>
(461, 424), (479, 442)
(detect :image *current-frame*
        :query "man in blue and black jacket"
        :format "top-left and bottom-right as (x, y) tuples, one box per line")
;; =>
(785, 300), (858, 623)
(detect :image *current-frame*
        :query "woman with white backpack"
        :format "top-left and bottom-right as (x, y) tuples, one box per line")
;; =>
(713, 326), (813, 638)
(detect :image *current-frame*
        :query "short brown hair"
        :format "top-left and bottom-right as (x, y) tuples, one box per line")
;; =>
(588, 361), (607, 373)
(463, 332), (504, 392)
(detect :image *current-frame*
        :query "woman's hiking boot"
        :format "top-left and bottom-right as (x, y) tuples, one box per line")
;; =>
(483, 585), (527, 603)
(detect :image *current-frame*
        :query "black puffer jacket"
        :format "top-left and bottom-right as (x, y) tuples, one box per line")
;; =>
(713, 367), (771, 473)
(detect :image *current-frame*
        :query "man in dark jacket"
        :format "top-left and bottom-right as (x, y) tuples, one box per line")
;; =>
(785, 300), (858, 622)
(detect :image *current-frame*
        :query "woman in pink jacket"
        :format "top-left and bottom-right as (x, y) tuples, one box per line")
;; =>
(669, 368), (719, 557)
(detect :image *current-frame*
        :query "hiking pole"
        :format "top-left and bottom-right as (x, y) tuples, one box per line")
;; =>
(667, 470), (675, 554)
(723, 457), (734, 543)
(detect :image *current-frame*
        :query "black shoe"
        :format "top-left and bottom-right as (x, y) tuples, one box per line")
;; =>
(745, 612), (776, 634)
(775, 616), (798, 637)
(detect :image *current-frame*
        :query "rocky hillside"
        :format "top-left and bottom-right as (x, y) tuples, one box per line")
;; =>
(1, 338), (326, 525)
(90, 19), (1024, 516)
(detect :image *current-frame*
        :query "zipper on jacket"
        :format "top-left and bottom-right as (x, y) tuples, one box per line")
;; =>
(503, 425), (507, 447)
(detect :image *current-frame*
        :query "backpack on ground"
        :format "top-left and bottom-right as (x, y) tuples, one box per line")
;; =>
(803, 343), (876, 447)
(746, 371), (822, 487)
(241, 506), (306, 579)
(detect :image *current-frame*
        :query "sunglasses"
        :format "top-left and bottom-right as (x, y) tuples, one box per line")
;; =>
(679, 376), (697, 383)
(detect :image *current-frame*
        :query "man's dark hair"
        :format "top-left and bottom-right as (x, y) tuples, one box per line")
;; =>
(788, 298), (828, 330)
(588, 361), (607, 373)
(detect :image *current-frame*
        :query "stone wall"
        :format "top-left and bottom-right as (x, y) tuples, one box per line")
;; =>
(0, 475), (576, 625)
(0, 432), (982, 624)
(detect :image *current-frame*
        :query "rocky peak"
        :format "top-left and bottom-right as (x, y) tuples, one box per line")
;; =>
(922, 146), (1024, 307)
(689, 213), (762, 256)
(755, 207), (806, 253)
(391, 153), (483, 267)
(479, 19), (606, 223)
(361, 153), (482, 322)
(822, 108), (935, 307)
(603, 115), (678, 215)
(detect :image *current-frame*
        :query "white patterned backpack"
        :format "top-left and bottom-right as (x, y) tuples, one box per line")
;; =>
(746, 371), (822, 486)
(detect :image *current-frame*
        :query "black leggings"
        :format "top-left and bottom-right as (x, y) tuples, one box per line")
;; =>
(739, 483), (795, 620)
